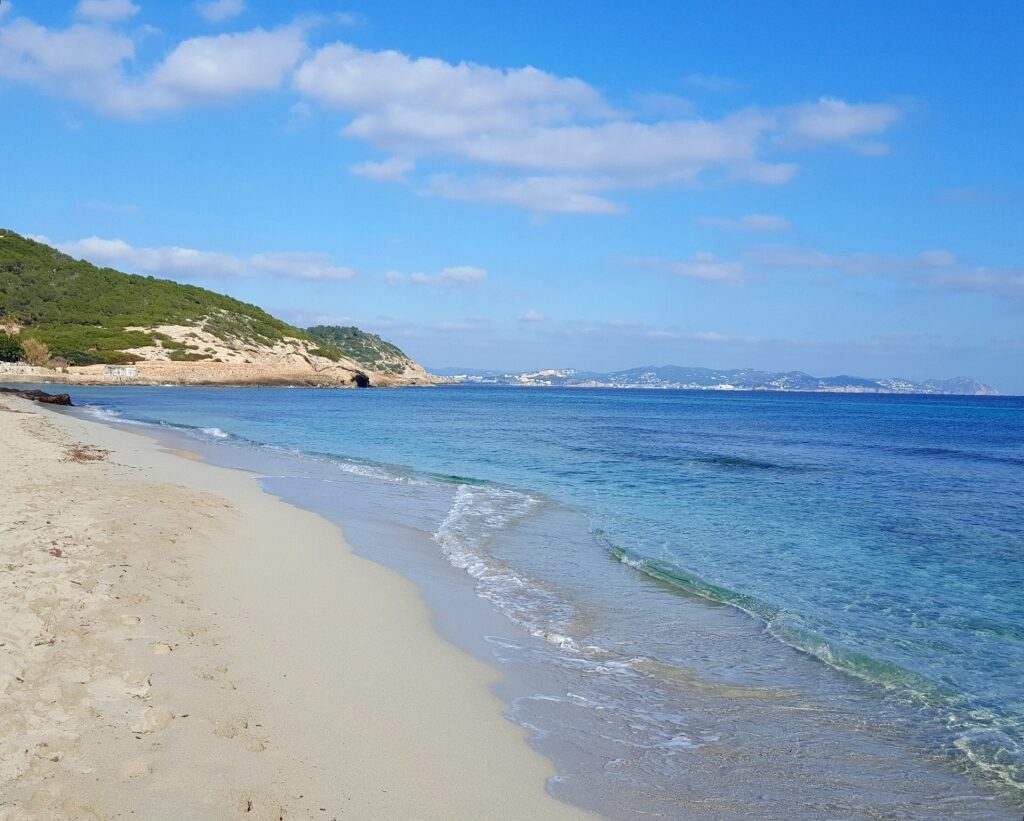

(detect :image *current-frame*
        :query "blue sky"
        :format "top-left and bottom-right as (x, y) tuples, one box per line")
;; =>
(1, 1), (1022, 391)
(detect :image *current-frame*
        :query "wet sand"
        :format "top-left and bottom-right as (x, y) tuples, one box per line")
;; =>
(0, 395), (589, 820)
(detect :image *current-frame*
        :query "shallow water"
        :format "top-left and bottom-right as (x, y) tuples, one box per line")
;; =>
(47, 384), (1023, 818)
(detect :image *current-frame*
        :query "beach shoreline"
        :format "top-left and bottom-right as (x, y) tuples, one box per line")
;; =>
(0, 395), (588, 820)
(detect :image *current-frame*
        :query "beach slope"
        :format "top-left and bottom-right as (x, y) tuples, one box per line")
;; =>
(0, 395), (587, 820)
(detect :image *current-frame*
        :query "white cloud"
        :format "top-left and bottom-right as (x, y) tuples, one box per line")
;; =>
(632, 92), (693, 117)
(196, 0), (245, 23)
(0, 17), (307, 117)
(56, 236), (355, 281)
(0, 13), (904, 212)
(350, 156), (413, 182)
(749, 246), (958, 276)
(699, 213), (791, 231)
(75, 0), (139, 22)
(291, 43), (900, 211)
(426, 174), (621, 214)
(747, 244), (1024, 300)
(384, 266), (487, 288)
(250, 252), (354, 280)
(691, 330), (731, 342)
(919, 249), (958, 267)
(294, 43), (611, 142)
(110, 26), (307, 115)
(671, 252), (745, 283)
(519, 309), (546, 322)
(624, 253), (745, 284)
(335, 12), (365, 26)
(935, 267), (1024, 299)
(410, 265), (487, 287)
(0, 19), (135, 98)
(61, 236), (247, 278)
(783, 97), (901, 148)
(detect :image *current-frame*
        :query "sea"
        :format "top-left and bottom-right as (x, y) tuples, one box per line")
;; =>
(49, 384), (1023, 819)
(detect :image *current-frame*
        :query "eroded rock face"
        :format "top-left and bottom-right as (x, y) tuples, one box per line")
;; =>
(0, 388), (73, 405)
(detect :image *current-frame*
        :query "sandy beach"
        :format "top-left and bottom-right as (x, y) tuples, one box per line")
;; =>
(0, 394), (590, 820)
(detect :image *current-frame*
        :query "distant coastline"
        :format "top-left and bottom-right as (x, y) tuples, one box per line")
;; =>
(441, 366), (999, 396)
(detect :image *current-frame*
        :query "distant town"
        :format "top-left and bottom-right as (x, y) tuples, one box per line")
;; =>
(437, 366), (998, 396)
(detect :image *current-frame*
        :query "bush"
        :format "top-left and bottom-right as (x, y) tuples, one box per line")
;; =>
(0, 334), (23, 362)
(21, 337), (50, 367)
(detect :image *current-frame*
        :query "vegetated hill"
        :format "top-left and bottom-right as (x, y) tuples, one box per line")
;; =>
(306, 325), (416, 376)
(0, 230), (310, 364)
(0, 229), (434, 386)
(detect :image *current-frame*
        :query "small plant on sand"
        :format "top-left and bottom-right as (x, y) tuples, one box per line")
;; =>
(21, 337), (50, 367)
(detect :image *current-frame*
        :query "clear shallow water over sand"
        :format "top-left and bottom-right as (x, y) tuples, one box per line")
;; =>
(54, 385), (1023, 818)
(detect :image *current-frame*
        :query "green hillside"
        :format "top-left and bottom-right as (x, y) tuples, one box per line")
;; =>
(306, 325), (415, 375)
(0, 230), (414, 372)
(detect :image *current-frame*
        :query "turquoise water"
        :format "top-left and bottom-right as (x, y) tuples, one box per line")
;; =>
(52, 385), (1023, 815)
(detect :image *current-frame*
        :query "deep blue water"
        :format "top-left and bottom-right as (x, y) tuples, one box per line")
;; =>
(47, 384), (1024, 811)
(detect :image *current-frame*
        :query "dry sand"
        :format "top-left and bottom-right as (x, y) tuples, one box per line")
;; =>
(0, 395), (591, 820)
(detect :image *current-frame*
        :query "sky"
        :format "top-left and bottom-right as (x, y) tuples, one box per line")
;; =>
(1, 1), (1022, 392)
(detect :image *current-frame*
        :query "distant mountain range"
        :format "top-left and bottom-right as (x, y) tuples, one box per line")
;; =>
(439, 365), (998, 395)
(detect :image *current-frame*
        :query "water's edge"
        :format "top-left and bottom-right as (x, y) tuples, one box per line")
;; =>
(48, 392), (1022, 819)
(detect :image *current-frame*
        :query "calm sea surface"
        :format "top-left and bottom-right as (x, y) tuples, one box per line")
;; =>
(52, 385), (1023, 818)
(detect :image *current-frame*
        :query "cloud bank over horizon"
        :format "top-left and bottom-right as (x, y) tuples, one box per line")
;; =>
(0, 7), (902, 214)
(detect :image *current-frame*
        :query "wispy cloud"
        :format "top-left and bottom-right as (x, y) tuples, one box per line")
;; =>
(749, 244), (1024, 299)
(518, 309), (546, 322)
(425, 174), (622, 214)
(781, 97), (902, 150)
(748, 246), (959, 275)
(409, 266), (487, 287)
(53, 236), (355, 281)
(350, 156), (414, 182)
(383, 266), (487, 288)
(75, 0), (139, 22)
(698, 213), (791, 231)
(628, 253), (745, 284)
(249, 252), (355, 281)
(934, 267), (1024, 299)
(196, 0), (246, 24)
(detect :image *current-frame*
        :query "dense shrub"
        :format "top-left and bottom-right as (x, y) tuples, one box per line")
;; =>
(0, 334), (23, 362)
(306, 325), (412, 374)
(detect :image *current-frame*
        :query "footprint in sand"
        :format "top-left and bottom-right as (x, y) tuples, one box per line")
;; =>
(244, 737), (268, 752)
(86, 670), (151, 701)
(130, 706), (174, 734)
(214, 718), (267, 752)
(214, 717), (248, 739)
(149, 641), (173, 655)
(118, 758), (152, 781)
